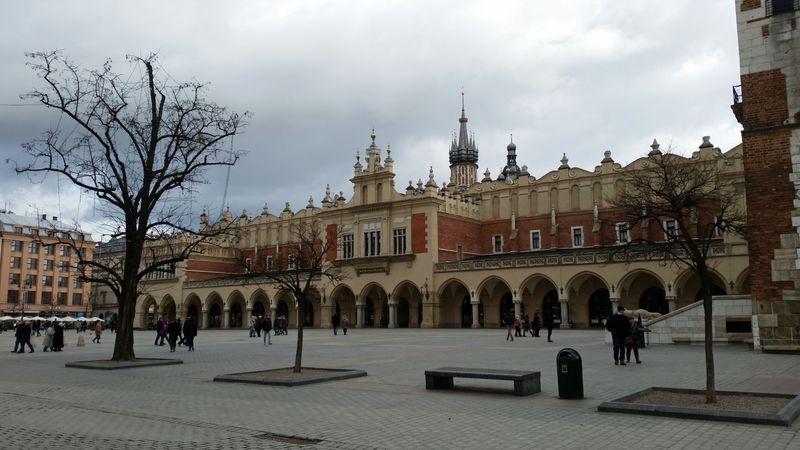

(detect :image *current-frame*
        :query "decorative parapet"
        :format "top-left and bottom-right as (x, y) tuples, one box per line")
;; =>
(434, 242), (729, 273)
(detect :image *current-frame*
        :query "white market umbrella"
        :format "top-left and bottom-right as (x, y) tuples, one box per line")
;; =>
(29, 316), (47, 321)
(57, 316), (78, 322)
(0, 316), (16, 321)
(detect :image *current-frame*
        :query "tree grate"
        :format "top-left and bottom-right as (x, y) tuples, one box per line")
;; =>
(253, 432), (321, 445)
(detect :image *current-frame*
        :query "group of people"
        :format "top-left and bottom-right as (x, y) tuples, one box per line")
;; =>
(330, 313), (349, 335)
(505, 311), (555, 343)
(153, 317), (197, 351)
(249, 315), (274, 345)
(11, 320), (66, 353)
(605, 305), (646, 365)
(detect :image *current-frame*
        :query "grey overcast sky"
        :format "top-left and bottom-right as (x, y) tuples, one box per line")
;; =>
(0, 1), (742, 240)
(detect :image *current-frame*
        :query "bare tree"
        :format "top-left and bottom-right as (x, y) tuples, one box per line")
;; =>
(610, 148), (746, 403)
(13, 51), (247, 361)
(242, 219), (344, 372)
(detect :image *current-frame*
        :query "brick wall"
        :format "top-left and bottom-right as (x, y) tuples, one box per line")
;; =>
(741, 0), (761, 12)
(411, 213), (428, 254)
(437, 214), (481, 261)
(326, 223), (338, 262)
(185, 259), (242, 281)
(741, 70), (789, 129)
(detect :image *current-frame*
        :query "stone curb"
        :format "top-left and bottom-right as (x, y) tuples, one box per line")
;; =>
(213, 367), (367, 386)
(65, 358), (183, 370)
(597, 387), (800, 426)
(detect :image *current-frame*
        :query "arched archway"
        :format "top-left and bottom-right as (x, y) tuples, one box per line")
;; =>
(499, 293), (515, 326)
(588, 288), (611, 327)
(139, 295), (158, 328)
(542, 290), (561, 325)
(392, 281), (422, 328)
(437, 278), (473, 328)
(675, 269), (728, 308)
(331, 285), (356, 329)
(520, 275), (559, 327)
(250, 289), (269, 321)
(209, 304), (222, 328)
(274, 289), (294, 328)
(183, 293), (202, 326)
(640, 287), (667, 314)
(360, 283), (388, 328)
(230, 303), (243, 328)
(476, 276), (512, 328)
(564, 272), (610, 328)
(161, 296), (177, 321)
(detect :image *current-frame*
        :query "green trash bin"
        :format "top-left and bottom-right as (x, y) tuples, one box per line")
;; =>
(557, 348), (584, 399)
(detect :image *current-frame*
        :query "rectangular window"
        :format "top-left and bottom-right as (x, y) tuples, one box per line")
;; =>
(767, 0), (799, 16)
(266, 256), (273, 270)
(493, 235), (503, 253)
(245, 258), (252, 272)
(59, 261), (69, 272)
(287, 255), (296, 270)
(42, 275), (53, 287)
(616, 223), (629, 243)
(14, 227), (22, 234)
(43, 259), (54, 271)
(57, 292), (67, 305)
(10, 240), (21, 252)
(73, 278), (83, 289)
(58, 277), (68, 288)
(60, 245), (70, 257)
(9, 257), (20, 268)
(362, 223), (381, 257)
(342, 234), (354, 259)
(530, 230), (541, 250)
(664, 219), (678, 240)
(457, 245), (463, 261)
(24, 289), (35, 304)
(44, 244), (54, 255)
(41, 291), (52, 305)
(26, 258), (38, 270)
(392, 228), (407, 255)
(7, 290), (19, 304)
(8, 273), (20, 286)
(25, 274), (37, 287)
(714, 217), (725, 238)
(27, 242), (39, 253)
(572, 227), (583, 247)
(72, 293), (83, 306)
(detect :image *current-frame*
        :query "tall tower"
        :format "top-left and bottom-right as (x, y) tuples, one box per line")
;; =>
(733, 0), (800, 351)
(448, 92), (479, 190)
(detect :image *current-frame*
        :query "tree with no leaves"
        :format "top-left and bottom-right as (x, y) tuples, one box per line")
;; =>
(610, 144), (746, 403)
(13, 51), (247, 361)
(241, 219), (344, 372)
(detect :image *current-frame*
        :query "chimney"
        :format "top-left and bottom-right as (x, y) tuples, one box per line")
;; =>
(41, 214), (47, 220)
(52, 216), (57, 221)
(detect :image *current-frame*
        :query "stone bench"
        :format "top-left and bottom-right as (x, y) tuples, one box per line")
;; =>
(424, 367), (541, 396)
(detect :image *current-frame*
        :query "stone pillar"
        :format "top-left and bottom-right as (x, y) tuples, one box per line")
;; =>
(222, 306), (230, 328)
(421, 299), (439, 328)
(410, 302), (421, 328)
(388, 295), (397, 328)
(471, 290), (480, 329)
(513, 289), (521, 318)
(667, 296), (677, 312)
(321, 304), (334, 329)
(244, 307), (252, 329)
(201, 309), (209, 329)
(611, 298), (620, 312)
(270, 306), (277, 322)
(559, 300), (570, 329)
(356, 304), (364, 328)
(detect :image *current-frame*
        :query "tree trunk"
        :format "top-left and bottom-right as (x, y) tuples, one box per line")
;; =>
(112, 290), (137, 361)
(700, 270), (716, 403)
(294, 297), (304, 373)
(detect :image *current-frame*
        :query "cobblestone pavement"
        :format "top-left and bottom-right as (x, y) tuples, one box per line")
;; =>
(1, 327), (799, 449)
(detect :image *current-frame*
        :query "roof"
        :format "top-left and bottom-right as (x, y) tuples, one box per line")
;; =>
(0, 212), (94, 241)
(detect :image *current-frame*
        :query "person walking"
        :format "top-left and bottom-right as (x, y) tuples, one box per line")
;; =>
(52, 321), (64, 352)
(532, 312), (541, 337)
(159, 320), (168, 346)
(261, 315), (272, 345)
(606, 305), (631, 366)
(183, 316), (197, 351)
(92, 320), (103, 344)
(522, 314), (531, 337)
(167, 318), (180, 352)
(331, 313), (340, 336)
(33, 320), (41, 337)
(42, 321), (55, 352)
(12, 320), (23, 353)
(626, 314), (643, 364)
(154, 320), (162, 345)
(17, 322), (34, 353)
(342, 314), (349, 335)
(505, 312), (514, 342)
(255, 316), (262, 338)
(249, 315), (257, 338)
(176, 318), (184, 346)
(514, 315), (522, 337)
(543, 310), (554, 342)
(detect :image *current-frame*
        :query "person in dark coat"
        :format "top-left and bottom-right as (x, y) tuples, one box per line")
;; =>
(543, 310), (554, 342)
(52, 321), (65, 352)
(331, 313), (340, 336)
(606, 305), (631, 365)
(182, 316), (197, 351)
(261, 316), (272, 345)
(626, 314), (643, 364)
(167, 319), (181, 352)
(532, 312), (541, 337)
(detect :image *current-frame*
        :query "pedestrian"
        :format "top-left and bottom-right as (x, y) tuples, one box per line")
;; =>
(543, 310), (554, 342)
(532, 312), (541, 337)
(33, 320), (41, 337)
(255, 316), (262, 338)
(342, 314), (349, 335)
(154, 320), (162, 345)
(331, 312), (340, 336)
(249, 315), (257, 337)
(522, 314), (531, 337)
(167, 318), (180, 352)
(514, 315), (522, 337)
(159, 320), (168, 346)
(12, 320), (24, 353)
(183, 316), (197, 351)
(92, 320), (103, 343)
(52, 321), (64, 352)
(42, 321), (55, 352)
(18, 321), (34, 353)
(605, 305), (631, 366)
(626, 313), (643, 364)
(261, 315), (272, 345)
(505, 313), (514, 342)
(177, 318), (184, 346)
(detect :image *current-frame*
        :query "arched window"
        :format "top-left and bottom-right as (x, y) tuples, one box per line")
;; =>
(376, 183), (383, 202)
(492, 196), (500, 217)
(529, 189), (538, 214)
(570, 185), (580, 210)
(592, 182), (602, 205)
(549, 187), (559, 211)
(361, 186), (368, 204)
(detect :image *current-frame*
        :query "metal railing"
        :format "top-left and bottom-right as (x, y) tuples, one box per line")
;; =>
(732, 85), (743, 105)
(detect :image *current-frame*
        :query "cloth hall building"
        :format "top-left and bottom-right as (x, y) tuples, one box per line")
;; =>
(93, 104), (750, 332)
